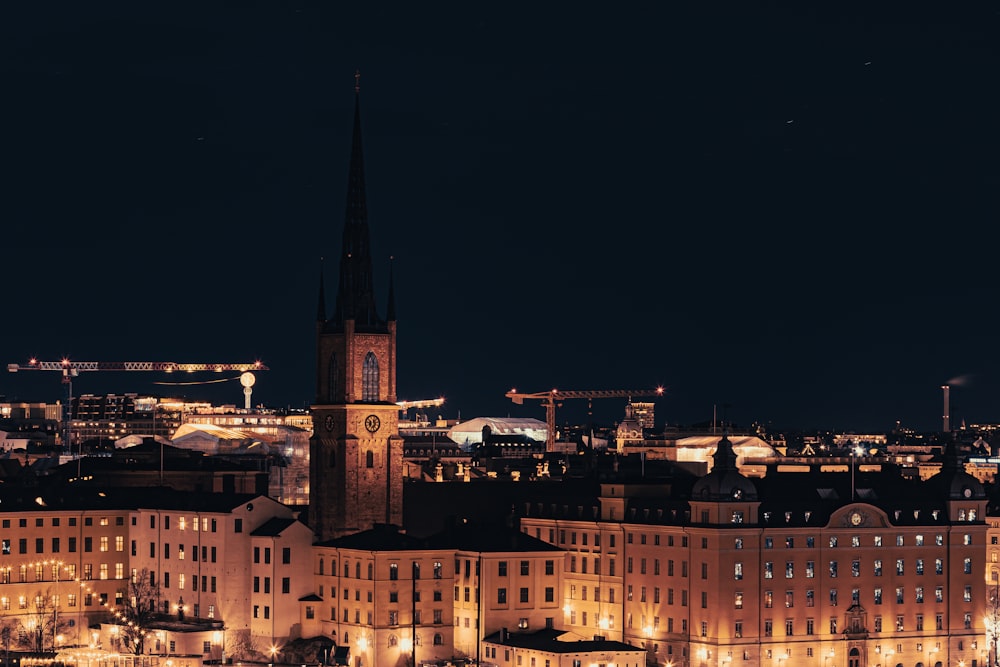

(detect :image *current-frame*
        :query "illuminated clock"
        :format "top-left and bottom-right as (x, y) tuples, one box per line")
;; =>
(963, 487), (972, 498)
(364, 414), (381, 433)
(324, 415), (335, 432)
(850, 511), (863, 526)
(731, 488), (743, 500)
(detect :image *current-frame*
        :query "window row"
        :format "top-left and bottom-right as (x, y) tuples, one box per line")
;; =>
(742, 532), (972, 550)
(745, 557), (972, 579)
(749, 612), (974, 636)
(742, 584), (972, 608)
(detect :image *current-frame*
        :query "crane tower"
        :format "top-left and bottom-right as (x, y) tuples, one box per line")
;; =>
(8, 358), (269, 450)
(505, 386), (664, 451)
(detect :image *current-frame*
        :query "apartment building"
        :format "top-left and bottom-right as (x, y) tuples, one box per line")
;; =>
(520, 436), (989, 667)
(313, 522), (564, 667)
(0, 484), (315, 660)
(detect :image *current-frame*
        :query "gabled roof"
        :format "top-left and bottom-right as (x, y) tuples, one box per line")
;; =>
(316, 523), (425, 550)
(250, 517), (300, 537)
(425, 521), (562, 553)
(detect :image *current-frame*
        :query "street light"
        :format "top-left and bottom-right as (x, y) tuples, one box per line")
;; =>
(824, 648), (835, 667)
(268, 644), (279, 667)
(927, 646), (938, 667)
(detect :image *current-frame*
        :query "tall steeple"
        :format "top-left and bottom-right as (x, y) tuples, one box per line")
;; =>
(310, 72), (402, 542)
(386, 256), (396, 322)
(330, 69), (385, 332)
(316, 258), (327, 322)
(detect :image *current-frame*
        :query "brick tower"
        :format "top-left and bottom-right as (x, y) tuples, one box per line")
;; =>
(309, 73), (402, 542)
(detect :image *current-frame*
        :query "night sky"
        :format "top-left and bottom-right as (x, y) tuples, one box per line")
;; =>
(3, 2), (999, 433)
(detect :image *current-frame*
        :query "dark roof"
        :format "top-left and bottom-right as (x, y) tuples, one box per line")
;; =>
(251, 517), (300, 537)
(299, 593), (322, 602)
(482, 629), (641, 654)
(316, 523), (425, 550)
(425, 521), (562, 553)
(0, 484), (262, 513)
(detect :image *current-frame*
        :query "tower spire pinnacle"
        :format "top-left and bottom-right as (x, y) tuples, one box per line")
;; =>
(386, 256), (396, 321)
(355, 69), (361, 94)
(331, 70), (384, 330)
(317, 257), (327, 322)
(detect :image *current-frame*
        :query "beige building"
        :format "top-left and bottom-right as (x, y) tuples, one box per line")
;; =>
(520, 437), (990, 667)
(313, 522), (565, 667)
(0, 486), (316, 663)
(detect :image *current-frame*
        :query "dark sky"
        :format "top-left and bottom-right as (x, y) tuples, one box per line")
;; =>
(3, 1), (999, 433)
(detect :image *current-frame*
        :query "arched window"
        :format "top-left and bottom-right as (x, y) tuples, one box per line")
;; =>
(318, 559), (324, 575)
(355, 562), (361, 579)
(366, 451), (374, 468)
(328, 353), (339, 403)
(362, 352), (379, 402)
(367, 563), (373, 580)
(433, 634), (443, 646)
(388, 635), (397, 648)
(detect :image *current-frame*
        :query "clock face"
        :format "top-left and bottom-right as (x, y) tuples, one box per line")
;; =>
(364, 414), (381, 433)
(963, 487), (972, 498)
(732, 488), (743, 500)
(850, 511), (863, 526)
(324, 415), (335, 432)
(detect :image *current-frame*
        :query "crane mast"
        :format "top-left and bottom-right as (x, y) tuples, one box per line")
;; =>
(505, 387), (664, 451)
(7, 358), (270, 456)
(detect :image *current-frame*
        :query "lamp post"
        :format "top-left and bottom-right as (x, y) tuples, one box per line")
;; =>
(926, 646), (938, 667)
(268, 644), (279, 667)
(824, 648), (835, 667)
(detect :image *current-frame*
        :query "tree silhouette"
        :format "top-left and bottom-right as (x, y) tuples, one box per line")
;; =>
(18, 589), (58, 653)
(112, 569), (162, 655)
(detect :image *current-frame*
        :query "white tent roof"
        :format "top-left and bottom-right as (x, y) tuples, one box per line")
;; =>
(446, 417), (548, 446)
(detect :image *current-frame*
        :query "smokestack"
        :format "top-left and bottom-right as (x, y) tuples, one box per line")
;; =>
(941, 385), (950, 433)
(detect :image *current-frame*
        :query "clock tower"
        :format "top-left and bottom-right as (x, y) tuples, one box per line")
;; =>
(309, 74), (403, 542)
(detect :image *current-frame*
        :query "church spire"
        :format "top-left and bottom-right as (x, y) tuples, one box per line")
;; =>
(331, 70), (384, 331)
(316, 258), (327, 322)
(386, 256), (396, 321)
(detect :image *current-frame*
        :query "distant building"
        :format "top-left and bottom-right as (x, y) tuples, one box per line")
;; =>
(446, 418), (548, 450)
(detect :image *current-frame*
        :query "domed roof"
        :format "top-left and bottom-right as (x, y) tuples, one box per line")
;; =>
(616, 417), (643, 440)
(929, 438), (986, 500)
(691, 434), (758, 501)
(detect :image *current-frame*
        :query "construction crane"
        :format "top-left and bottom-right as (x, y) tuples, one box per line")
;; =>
(395, 397), (446, 412)
(505, 387), (665, 451)
(7, 358), (269, 451)
(396, 397), (446, 424)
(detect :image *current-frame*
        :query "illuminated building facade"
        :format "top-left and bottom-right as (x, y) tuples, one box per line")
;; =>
(0, 487), (315, 658)
(520, 436), (990, 667)
(312, 522), (564, 667)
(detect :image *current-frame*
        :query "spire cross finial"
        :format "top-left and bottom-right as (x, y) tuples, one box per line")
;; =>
(355, 69), (361, 94)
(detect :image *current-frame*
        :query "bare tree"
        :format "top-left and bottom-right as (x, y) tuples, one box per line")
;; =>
(229, 630), (258, 662)
(114, 569), (162, 655)
(18, 589), (57, 653)
(1, 619), (16, 664)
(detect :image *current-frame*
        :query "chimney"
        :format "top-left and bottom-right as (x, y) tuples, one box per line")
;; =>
(941, 385), (951, 433)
